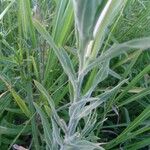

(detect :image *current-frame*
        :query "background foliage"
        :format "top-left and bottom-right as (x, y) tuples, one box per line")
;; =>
(0, 0), (150, 149)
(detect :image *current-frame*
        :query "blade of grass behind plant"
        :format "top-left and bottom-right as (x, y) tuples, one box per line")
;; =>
(18, 0), (36, 47)
(115, 64), (150, 103)
(122, 50), (142, 78)
(118, 87), (150, 107)
(33, 19), (77, 92)
(8, 113), (36, 150)
(0, 0), (15, 20)
(52, 0), (73, 46)
(0, 75), (30, 118)
(34, 80), (67, 133)
(113, 50), (142, 69)
(44, 0), (74, 90)
(17, 0), (40, 145)
(0, 94), (11, 117)
(125, 138), (150, 150)
(105, 105), (150, 149)
(34, 103), (53, 149)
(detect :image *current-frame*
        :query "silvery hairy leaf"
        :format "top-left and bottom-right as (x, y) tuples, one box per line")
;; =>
(61, 139), (104, 150)
(83, 37), (150, 75)
(81, 111), (97, 136)
(72, 0), (103, 59)
(85, 61), (110, 97)
(72, 0), (102, 42)
(91, 0), (126, 58)
(34, 80), (67, 133)
(51, 118), (63, 146)
(76, 79), (128, 119)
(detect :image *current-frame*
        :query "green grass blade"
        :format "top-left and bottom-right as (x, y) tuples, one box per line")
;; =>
(30, 56), (40, 81)
(33, 19), (77, 90)
(113, 50), (142, 69)
(8, 114), (36, 150)
(34, 80), (67, 133)
(18, 0), (36, 47)
(10, 90), (31, 118)
(53, 0), (73, 45)
(0, 125), (30, 135)
(126, 138), (150, 150)
(106, 105), (150, 149)
(52, 0), (68, 41)
(118, 87), (150, 107)
(0, 0), (15, 20)
(34, 103), (52, 149)
(0, 75), (30, 117)
(34, 80), (56, 111)
(122, 50), (141, 78)
(116, 64), (150, 102)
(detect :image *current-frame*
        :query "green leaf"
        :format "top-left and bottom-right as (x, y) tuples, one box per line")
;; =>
(0, 93), (11, 116)
(30, 56), (40, 81)
(10, 90), (31, 118)
(0, 0), (15, 20)
(0, 75), (30, 118)
(52, 0), (68, 40)
(113, 50), (142, 69)
(106, 105), (150, 149)
(118, 87), (150, 107)
(34, 80), (67, 132)
(53, 0), (74, 45)
(34, 80), (56, 112)
(126, 138), (150, 150)
(0, 125), (30, 135)
(18, 0), (36, 46)
(33, 19), (77, 90)
(58, 1), (74, 45)
(116, 64), (150, 102)
(8, 114), (35, 150)
(34, 103), (52, 149)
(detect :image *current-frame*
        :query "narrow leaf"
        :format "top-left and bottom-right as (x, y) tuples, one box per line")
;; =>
(34, 103), (52, 148)
(34, 80), (67, 132)
(0, 0), (15, 20)
(33, 19), (77, 89)
(84, 38), (150, 75)
(11, 90), (31, 118)
(118, 87), (150, 107)
(92, 0), (126, 58)
(0, 75), (30, 117)
(76, 79), (127, 119)
(106, 105), (150, 149)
